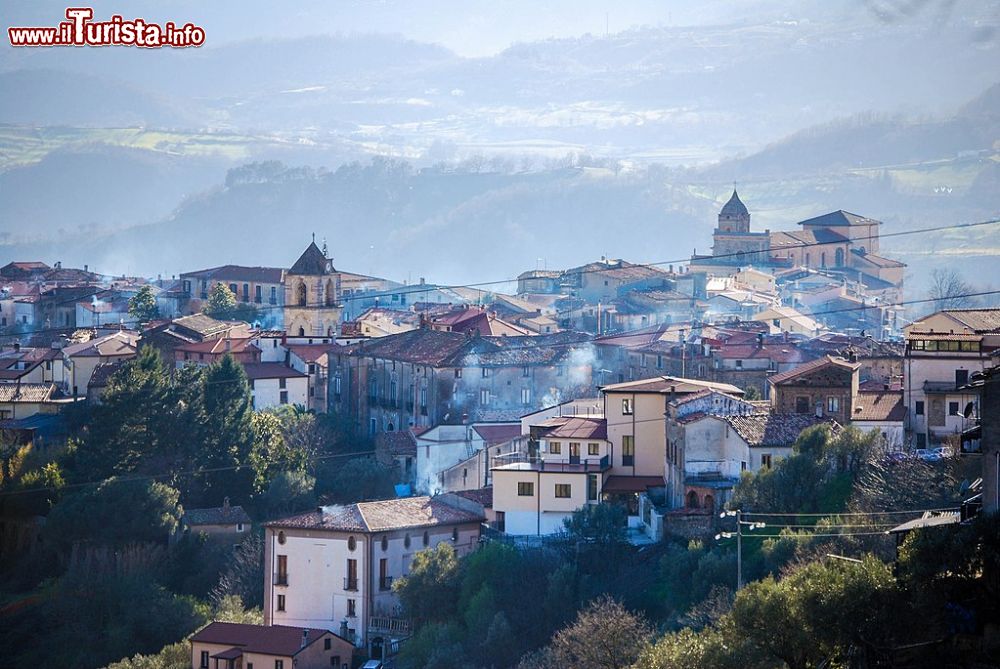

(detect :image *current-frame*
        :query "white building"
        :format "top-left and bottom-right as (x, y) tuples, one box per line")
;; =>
(263, 496), (484, 655)
(244, 363), (309, 410)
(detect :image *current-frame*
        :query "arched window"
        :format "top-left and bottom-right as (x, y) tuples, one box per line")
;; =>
(296, 281), (307, 306)
(686, 490), (699, 509)
(298, 327), (305, 337)
(821, 252), (827, 268)
(325, 279), (335, 307)
(703, 494), (714, 512)
(835, 248), (845, 266)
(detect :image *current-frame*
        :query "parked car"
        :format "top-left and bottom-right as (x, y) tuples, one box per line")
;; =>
(361, 661), (384, 669)
(933, 446), (954, 458)
(916, 448), (941, 462)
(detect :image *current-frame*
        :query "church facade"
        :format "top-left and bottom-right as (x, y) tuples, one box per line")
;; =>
(284, 240), (343, 337)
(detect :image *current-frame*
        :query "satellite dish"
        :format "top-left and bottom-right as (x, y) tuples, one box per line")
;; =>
(963, 402), (975, 418)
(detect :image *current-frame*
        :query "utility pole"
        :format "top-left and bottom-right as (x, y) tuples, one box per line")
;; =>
(736, 509), (743, 590)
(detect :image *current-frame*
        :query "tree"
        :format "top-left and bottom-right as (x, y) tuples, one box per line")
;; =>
(315, 456), (395, 503)
(197, 355), (255, 504)
(204, 283), (237, 320)
(128, 285), (160, 323)
(742, 385), (761, 401)
(261, 470), (316, 518)
(393, 542), (460, 624)
(928, 268), (974, 310)
(528, 595), (650, 669)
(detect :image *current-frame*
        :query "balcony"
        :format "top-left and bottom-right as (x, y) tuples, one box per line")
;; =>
(344, 577), (358, 591)
(379, 576), (393, 591)
(273, 572), (288, 586)
(368, 616), (411, 637)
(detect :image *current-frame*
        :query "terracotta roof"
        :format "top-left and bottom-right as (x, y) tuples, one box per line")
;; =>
(0, 383), (55, 403)
(168, 313), (235, 337)
(242, 363), (307, 381)
(181, 264), (284, 284)
(602, 476), (664, 493)
(288, 242), (333, 275)
(770, 228), (848, 248)
(190, 622), (343, 657)
(451, 487), (493, 508)
(375, 430), (417, 458)
(797, 210), (882, 228)
(61, 331), (139, 358)
(852, 391), (906, 422)
(266, 496), (484, 533)
(715, 343), (815, 364)
(287, 344), (334, 364)
(850, 249), (905, 268)
(88, 360), (125, 388)
(602, 375), (744, 396)
(538, 417), (607, 440)
(472, 423), (523, 445)
(767, 355), (859, 385)
(723, 413), (840, 447)
(175, 337), (260, 355)
(920, 308), (1000, 334)
(184, 503), (252, 526)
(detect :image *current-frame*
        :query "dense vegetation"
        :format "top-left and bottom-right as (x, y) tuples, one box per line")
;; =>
(390, 424), (994, 668)
(0, 348), (392, 668)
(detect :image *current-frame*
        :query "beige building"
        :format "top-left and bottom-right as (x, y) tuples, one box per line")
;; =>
(180, 498), (252, 539)
(61, 330), (139, 397)
(284, 241), (342, 338)
(768, 355), (861, 424)
(190, 621), (353, 669)
(263, 496), (484, 656)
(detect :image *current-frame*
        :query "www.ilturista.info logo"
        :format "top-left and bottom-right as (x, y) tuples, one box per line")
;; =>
(8, 7), (205, 48)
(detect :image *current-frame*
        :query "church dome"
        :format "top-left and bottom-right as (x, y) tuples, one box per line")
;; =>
(720, 190), (749, 217)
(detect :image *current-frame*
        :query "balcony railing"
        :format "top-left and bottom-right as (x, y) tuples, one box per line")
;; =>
(344, 577), (358, 591)
(273, 572), (288, 586)
(379, 576), (393, 590)
(368, 616), (411, 637)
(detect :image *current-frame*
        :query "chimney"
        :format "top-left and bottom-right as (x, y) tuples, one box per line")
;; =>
(84, 264), (88, 273)
(13, 342), (20, 353)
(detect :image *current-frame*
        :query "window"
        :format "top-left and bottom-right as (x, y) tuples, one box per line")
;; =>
(277, 594), (285, 611)
(325, 638), (332, 650)
(270, 286), (277, 304)
(229, 283), (238, 295)
(276, 555), (287, 585)
(916, 433), (926, 449)
(452, 527), (459, 542)
(200, 651), (209, 668)
(279, 377), (287, 389)
(522, 365), (530, 377)
(379, 558), (390, 590)
(242, 283), (249, 301)
(735, 359), (743, 369)
(347, 535), (356, 551)
(549, 441), (561, 454)
(795, 396), (810, 414)
(588, 442), (600, 456)
(761, 454), (773, 469)
(949, 401), (960, 416)
(280, 390), (288, 405)
(278, 531), (286, 545)
(554, 484), (571, 498)
(956, 369), (969, 387)
(622, 435), (635, 466)
(480, 389), (491, 405)
(347, 598), (356, 617)
(381, 535), (389, 551)
(455, 368), (462, 378)
(915, 401), (925, 416)
(423, 530), (430, 546)
(275, 661), (284, 669)
(482, 367), (491, 378)
(495, 511), (505, 532)
(518, 482), (534, 496)
(521, 387), (531, 405)
(345, 559), (358, 591)
(622, 398), (633, 415)
(587, 474), (598, 501)
(255, 285), (262, 303)
(827, 396), (840, 413)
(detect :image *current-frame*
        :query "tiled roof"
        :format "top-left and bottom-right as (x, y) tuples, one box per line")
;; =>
(175, 337), (260, 355)
(852, 391), (906, 422)
(770, 229), (848, 249)
(88, 360), (125, 388)
(723, 413), (840, 447)
(451, 487), (493, 508)
(798, 210), (882, 228)
(287, 344), (333, 364)
(472, 423), (523, 445)
(61, 331), (139, 358)
(930, 308), (1000, 334)
(0, 383), (55, 403)
(266, 496), (484, 533)
(767, 355), (859, 385)
(242, 363), (307, 381)
(184, 503), (252, 526)
(190, 622), (342, 657)
(850, 249), (906, 268)
(538, 416), (607, 440)
(181, 264), (285, 284)
(715, 343), (816, 364)
(169, 313), (235, 337)
(601, 375), (744, 396)
(375, 430), (418, 458)
(289, 242), (332, 275)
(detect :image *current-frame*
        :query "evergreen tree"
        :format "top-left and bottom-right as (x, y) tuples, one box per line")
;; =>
(204, 283), (237, 320)
(127, 285), (160, 323)
(197, 355), (255, 504)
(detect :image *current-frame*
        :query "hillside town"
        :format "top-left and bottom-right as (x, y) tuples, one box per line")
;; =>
(1, 192), (997, 668)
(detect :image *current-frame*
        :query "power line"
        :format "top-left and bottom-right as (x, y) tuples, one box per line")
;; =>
(740, 507), (959, 517)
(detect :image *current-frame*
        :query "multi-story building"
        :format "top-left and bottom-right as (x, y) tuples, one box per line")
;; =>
(180, 264), (285, 325)
(244, 363), (309, 410)
(767, 355), (861, 424)
(903, 308), (1000, 448)
(328, 327), (594, 437)
(263, 496), (484, 655)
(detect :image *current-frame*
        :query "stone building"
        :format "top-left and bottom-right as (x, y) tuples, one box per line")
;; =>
(284, 240), (342, 338)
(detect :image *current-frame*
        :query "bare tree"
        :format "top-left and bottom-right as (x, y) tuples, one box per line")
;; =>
(928, 268), (974, 310)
